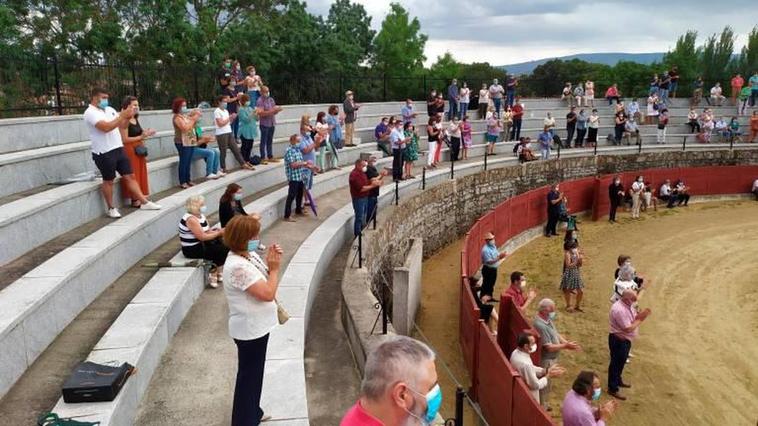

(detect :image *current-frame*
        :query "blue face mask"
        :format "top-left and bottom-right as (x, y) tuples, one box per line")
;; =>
(99, 98), (109, 109)
(233, 193), (243, 201)
(181, 105), (189, 114)
(408, 384), (442, 424)
(199, 205), (207, 214)
(247, 239), (260, 252)
(548, 311), (557, 321)
(487, 240), (496, 247)
(220, 102), (228, 109)
(592, 387), (602, 401)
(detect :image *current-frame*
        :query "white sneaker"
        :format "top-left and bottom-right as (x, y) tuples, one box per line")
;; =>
(218, 171), (227, 177)
(206, 173), (219, 179)
(107, 208), (122, 218)
(140, 201), (162, 210)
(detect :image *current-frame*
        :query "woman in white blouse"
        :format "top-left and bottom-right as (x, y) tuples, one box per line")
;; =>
(222, 215), (282, 425)
(478, 83), (490, 119)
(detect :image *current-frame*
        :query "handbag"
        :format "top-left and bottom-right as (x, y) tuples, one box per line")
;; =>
(181, 129), (198, 147)
(134, 144), (148, 157)
(246, 252), (289, 325)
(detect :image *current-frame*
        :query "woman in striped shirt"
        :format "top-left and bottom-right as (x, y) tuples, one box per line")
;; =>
(179, 195), (229, 287)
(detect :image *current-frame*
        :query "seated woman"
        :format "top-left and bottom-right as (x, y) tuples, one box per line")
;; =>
(558, 196), (579, 230)
(516, 138), (537, 163)
(219, 183), (267, 251)
(641, 181), (656, 211)
(189, 109), (224, 179)
(179, 195), (228, 287)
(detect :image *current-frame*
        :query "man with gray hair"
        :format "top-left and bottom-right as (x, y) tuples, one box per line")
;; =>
(533, 298), (581, 411)
(340, 336), (441, 425)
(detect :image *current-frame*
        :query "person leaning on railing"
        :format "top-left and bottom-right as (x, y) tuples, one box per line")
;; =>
(509, 332), (566, 403)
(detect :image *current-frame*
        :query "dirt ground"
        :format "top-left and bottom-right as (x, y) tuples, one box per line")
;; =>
(417, 200), (758, 426)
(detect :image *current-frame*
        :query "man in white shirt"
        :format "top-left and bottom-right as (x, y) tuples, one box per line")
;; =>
(389, 120), (410, 182)
(630, 176), (645, 219)
(489, 79), (504, 118)
(509, 332), (565, 403)
(710, 83), (725, 106)
(659, 179), (677, 208)
(83, 88), (161, 218)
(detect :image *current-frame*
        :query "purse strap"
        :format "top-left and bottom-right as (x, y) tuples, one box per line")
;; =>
(243, 252), (269, 280)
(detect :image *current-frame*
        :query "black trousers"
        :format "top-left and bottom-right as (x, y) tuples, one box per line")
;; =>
(677, 193), (690, 205)
(511, 118), (522, 140)
(545, 211), (559, 236)
(609, 201), (619, 221)
(660, 195), (676, 208)
(392, 148), (404, 180)
(576, 128), (586, 147)
(284, 180), (304, 218)
(566, 125), (576, 147)
(614, 125), (625, 145)
(608, 334), (631, 393)
(688, 121), (701, 133)
(181, 239), (229, 267)
(232, 334), (270, 426)
(587, 127), (598, 144)
(450, 137), (461, 161)
(240, 137), (255, 163)
(481, 266), (498, 298)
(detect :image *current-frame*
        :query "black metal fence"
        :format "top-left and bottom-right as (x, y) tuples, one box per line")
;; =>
(0, 53), (725, 118)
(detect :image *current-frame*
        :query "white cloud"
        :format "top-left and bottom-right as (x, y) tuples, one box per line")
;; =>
(306, 0), (756, 66)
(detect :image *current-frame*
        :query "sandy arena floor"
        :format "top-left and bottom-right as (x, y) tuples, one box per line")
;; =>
(416, 200), (758, 426)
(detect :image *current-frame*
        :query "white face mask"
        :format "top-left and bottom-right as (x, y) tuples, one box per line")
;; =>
(529, 343), (537, 353)
(362, 166), (368, 173)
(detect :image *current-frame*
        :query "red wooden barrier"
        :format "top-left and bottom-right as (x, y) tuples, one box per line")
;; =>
(476, 321), (515, 426)
(512, 376), (555, 426)
(459, 277), (482, 398)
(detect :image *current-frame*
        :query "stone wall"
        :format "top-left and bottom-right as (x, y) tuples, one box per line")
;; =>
(364, 149), (758, 307)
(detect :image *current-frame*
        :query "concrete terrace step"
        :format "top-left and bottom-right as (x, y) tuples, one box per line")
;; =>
(0, 142), (374, 401)
(51, 267), (204, 426)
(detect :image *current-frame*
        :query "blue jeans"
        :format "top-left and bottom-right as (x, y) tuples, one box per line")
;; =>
(367, 196), (377, 226)
(506, 90), (515, 107)
(249, 90), (260, 107)
(231, 117), (240, 139)
(352, 197), (368, 236)
(493, 98), (502, 117)
(659, 88), (669, 105)
(540, 147), (550, 160)
(751, 89), (758, 107)
(175, 143), (195, 184)
(447, 101), (458, 120)
(192, 146), (220, 176)
(459, 102), (469, 118)
(669, 81), (678, 95)
(259, 125), (275, 159)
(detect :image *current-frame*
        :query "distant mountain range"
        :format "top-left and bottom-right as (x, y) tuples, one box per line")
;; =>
(499, 52), (666, 75)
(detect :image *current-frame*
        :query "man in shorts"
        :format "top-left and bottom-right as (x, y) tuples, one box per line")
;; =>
(84, 88), (161, 218)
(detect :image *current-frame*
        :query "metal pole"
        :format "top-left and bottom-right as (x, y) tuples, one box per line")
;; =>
(193, 66), (200, 107)
(372, 202), (377, 230)
(358, 233), (363, 269)
(52, 55), (63, 116)
(638, 138), (642, 154)
(450, 155), (455, 179)
(455, 387), (465, 426)
(729, 135), (734, 150)
(381, 282), (388, 335)
(394, 180), (399, 205)
(557, 141), (561, 159)
(594, 141), (598, 156)
(484, 149), (488, 170)
(383, 74), (388, 102)
(682, 135), (686, 151)
(131, 65), (138, 97)
(422, 167), (426, 190)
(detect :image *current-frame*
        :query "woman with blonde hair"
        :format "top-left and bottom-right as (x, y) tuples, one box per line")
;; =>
(178, 195), (228, 287)
(584, 80), (595, 107)
(222, 215), (282, 425)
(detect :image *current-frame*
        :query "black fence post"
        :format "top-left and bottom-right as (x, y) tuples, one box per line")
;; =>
(381, 282), (388, 335)
(638, 139), (642, 154)
(339, 73), (343, 102)
(682, 135), (686, 151)
(450, 156), (455, 179)
(394, 180), (399, 205)
(455, 387), (465, 426)
(556, 141), (561, 159)
(593, 141), (598, 156)
(729, 135), (734, 150)
(422, 167), (426, 190)
(383, 74), (388, 102)
(52, 55), (63, 116)
(358, 233), (363, 269)
(484, 149), (488, 170)
(423, 74), (427, 99)
(130, 65), (138, 97)
(193, 66), (200, 107)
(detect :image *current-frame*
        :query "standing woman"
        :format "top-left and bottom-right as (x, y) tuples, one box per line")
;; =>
(172, 97), (199, 189)
(119, 96), (155, 206)
(584, 80), (595, 107)
(461, 115), (472, 160)
(447, 117), (462, 162)
(426, 117), (440, 169)
(478, 83), (489, 119)
(459, 82), (471, 118)
(646, 92), (659, 125)
(315, 111), (338, 172)
(402, 122), (419, 179)
(559, 240), (584, 312)
(237, 94), (259, 164)
(587, 109), (600, 146)
(613, 111), (626, 146)
(502, 106), (513, 142)
(485, 107), (501, 155)
(326, 105), (344, 151)
(222, 215), (282, 425)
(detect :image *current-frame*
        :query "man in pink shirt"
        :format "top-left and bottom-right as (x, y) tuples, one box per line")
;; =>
(607, 289), (651, 400)
(731, 74), (745, 106)
(341, 336), (441, 426)
(562, 370), (618, 426)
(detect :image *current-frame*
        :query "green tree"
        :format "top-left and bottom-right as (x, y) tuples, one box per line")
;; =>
(734, 26), (758, 76)
(371, 2), (427, 76)
(322, 0), (375, 74)
(663, 30), (699, 84)
(699, 26), (735, 85)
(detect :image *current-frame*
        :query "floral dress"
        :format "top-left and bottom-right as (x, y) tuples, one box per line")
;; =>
(559, 250), (584, 291)
(461, 121), (473, 147)
(403, 130), (419, 161)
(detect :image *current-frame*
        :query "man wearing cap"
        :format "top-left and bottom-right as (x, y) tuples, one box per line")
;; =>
(480, 231), (507, 303)
(343, 90), (360, 147)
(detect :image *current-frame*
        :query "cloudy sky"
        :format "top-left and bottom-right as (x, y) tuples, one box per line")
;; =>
(306, 0), (756, 66)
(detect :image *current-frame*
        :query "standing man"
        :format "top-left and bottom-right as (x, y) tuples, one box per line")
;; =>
(730, 73), (744, 106)
(447, 79), (459, 120)
(401, 99), (417, 125)
(365, 156), (386, 226)
(750, 71), (758, 107)
(538, 127), (552, 160)
(562, 371), (618, 426)
(565, 106), (577, 148)
(608, 176), (624, 223)
(255, 86), (283, 164)
(575, 109), (588, 147)
(630, 176), (644, 219)
(340, 336), (441, 426)
(343, 90), (360, 147)
(608, 289), (651, 400)
(668, 65), (680, 98)
(506, 74), (518, 107)
(545, 183), (563, 237)
(283, 135), (316, 222)
(504, 271), (537, 313)
(489, 79), (505, 118)
(509, 333), (565, 403)
(349, 159), (382, 236)
(533, 299), (581, 411)
(480, 232), (507, 304)
(390, 120), (410, 181)
(511, 98), (524, 141)
(83, 88), (161, 218)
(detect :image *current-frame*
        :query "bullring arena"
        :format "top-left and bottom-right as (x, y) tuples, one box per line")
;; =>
(0, 95), (757, 426)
